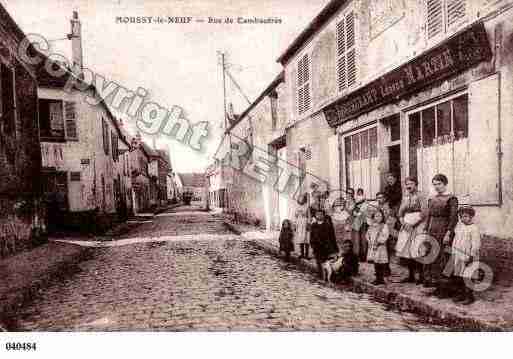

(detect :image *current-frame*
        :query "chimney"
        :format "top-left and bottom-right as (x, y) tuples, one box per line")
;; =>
(69, 11), (83, 76)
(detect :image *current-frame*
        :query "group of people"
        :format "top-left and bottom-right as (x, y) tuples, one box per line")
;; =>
(278, 173), (481, 305)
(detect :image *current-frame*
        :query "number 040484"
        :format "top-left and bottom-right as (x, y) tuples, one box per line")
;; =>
(5, 342), (37, 351)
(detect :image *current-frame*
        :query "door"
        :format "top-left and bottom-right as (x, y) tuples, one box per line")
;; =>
(277, 146), (288, 225)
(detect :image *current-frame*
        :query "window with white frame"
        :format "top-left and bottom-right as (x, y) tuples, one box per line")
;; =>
(408, 94), (469, 199)
(297, 53), (311, 114)
(427, 0), (467, 40)
(344, 127), (379, 199)
(336, 10), (357, 92)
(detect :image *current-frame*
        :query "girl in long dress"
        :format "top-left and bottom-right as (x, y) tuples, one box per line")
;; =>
(295, 193), (310, 259)
(395, 176), (428, 284)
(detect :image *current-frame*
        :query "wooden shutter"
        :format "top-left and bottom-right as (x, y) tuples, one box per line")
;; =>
(337, 11), (356, 91)
(111, 131), (118, 161)
(427, 0), (444, 39)
(64, 101), (78, 140)
(102, 118), (110, 155)
(446, 0), (465, 27)
(297, 54), (310, 114)
(467, 74), (499, 205)
(336, 18), (346, 91)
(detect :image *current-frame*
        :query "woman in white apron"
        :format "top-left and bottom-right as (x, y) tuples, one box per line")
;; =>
(395, 176), (428, 284)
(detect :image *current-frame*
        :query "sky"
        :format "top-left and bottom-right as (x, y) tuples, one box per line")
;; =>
(2, 0), (330, 173)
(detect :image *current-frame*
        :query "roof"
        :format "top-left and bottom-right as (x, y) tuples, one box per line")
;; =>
(0, 3), (30, 44)
(178, 173), (205, 188)
(226, 71), (284, 133)
(276, 0), (347, 65)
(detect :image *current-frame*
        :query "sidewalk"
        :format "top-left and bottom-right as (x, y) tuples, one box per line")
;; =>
(222, 218), (513, 331)
(0, 241), (92, 330)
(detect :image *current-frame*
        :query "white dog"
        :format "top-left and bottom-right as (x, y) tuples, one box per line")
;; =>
(322, 254), (344, 283)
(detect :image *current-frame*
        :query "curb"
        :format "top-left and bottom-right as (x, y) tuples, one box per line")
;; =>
(0, 244), (94, 331)
(222, 220), (503, 331)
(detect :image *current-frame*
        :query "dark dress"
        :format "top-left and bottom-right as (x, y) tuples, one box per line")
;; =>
(424, 193), (459, 284)
(279, 228), (294, 253)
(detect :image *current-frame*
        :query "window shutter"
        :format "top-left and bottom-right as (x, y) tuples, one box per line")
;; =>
(427, 0), (444, 39)
(102, 118), (110, 155)
(347, 49), (357, 87)
(336, 19), (346, 91)
(303, 82), (311, 112)
(337, 11), (356, 91)
(111, 131), (117, 161)
(446, 0), (465, 27)
(297, 54), (310, 114)
(345, 12), (355, 49)
(64, 101), (78, 140)
(467, 74), (499, 205)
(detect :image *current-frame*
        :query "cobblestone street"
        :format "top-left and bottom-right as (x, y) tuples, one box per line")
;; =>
(9, 206), (447, 331)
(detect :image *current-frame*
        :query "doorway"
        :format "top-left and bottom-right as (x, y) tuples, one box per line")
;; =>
(388, 144), (401, 179)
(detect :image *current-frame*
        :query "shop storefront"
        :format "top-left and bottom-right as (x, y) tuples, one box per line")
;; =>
(325, 22), (495, 203)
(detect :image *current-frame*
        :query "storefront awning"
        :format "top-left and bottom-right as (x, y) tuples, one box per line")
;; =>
(323, 22), (492, 128)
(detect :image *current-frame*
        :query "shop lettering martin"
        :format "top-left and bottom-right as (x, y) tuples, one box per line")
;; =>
(325, 22), (492, 127)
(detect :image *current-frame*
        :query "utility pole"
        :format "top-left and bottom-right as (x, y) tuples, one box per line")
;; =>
(219, 51), (232, 156)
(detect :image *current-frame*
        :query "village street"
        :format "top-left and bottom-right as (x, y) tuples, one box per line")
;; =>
(6, 206), (447, 331)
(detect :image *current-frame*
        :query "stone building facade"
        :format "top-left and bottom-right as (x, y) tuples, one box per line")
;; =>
(277, 0), (513, 281)
(0, 4), (45, 256)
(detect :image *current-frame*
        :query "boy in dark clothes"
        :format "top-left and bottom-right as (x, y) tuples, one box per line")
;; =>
(310, 210), (339, 278)
(332, 240), (359, 284)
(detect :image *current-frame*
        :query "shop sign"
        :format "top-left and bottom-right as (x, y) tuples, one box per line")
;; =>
(324, 22), (492, 128)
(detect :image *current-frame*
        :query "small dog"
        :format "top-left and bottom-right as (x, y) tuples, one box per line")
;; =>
(322, 254), (344, 283)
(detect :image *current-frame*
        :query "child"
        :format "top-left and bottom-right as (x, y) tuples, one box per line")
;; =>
(353, 188), (369, 262)
(310, 210), (339, 278)
(451, 206), (481, 305)
(366, 210), (390, 285)
(332, 240), (359, 284)
(278, 219), (295, 262)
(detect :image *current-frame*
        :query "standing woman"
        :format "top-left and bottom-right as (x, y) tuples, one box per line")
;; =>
(424, 173), (459, 297)
(295, 193), (310, 259)
(395, 177), (428, 284)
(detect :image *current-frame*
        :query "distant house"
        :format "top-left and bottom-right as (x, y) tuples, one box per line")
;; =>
(178, 173), (206, 204)
(128, 133), (152, 214)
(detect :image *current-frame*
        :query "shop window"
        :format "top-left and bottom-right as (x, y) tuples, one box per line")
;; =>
(422, 107), (436, 147)
(453, 94), (468, 140)
(345, 127), (379, 199)
(408, 93), (470, 199)
(437, 100), (452, 144)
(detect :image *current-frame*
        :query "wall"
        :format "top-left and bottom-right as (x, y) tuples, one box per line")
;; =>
(0, 7), (44, 256)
